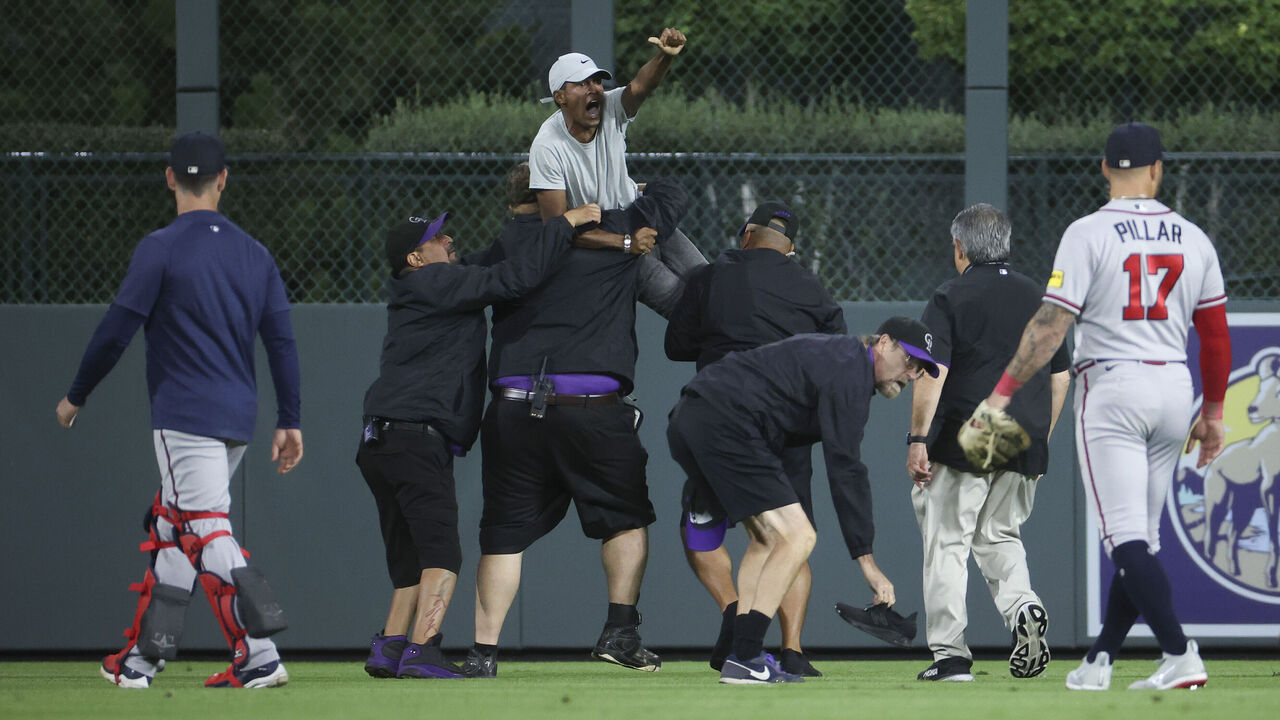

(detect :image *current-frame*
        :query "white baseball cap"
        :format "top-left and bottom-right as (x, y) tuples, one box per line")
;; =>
(541, 52), (612, 103)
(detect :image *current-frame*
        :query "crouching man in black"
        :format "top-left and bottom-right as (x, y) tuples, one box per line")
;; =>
(667, 317), (941, 684)
(358, 203), (599, 679)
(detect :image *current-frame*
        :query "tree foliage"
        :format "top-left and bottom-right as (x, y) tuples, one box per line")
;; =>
(906, 0), (1280, 115)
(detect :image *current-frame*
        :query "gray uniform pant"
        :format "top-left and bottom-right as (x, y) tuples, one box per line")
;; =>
(911, 462), (1040, 661)
(636, 226), (708, 318)
(123, 430), (280, 677)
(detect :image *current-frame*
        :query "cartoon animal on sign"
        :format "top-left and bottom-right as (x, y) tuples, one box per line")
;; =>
(1201, 350), (1280, 588)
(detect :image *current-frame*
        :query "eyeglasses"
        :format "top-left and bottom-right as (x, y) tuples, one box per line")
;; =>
(895, 341), (925, 375)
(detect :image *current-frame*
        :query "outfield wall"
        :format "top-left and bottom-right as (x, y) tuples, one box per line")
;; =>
(3, 302), (1276, 653)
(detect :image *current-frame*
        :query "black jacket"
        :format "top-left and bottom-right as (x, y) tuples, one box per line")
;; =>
(920, 262), (1072, 474)
(683, 334), (877, 557)
(486, 180), (690, 391)
(665, 247), (846, 371)
(361, 216), (574, 451)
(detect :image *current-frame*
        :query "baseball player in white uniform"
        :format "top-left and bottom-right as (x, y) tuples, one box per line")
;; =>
(964, 122), (1231, 691)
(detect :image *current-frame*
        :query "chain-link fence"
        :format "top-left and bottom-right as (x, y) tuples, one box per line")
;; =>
(3, 1), (1278, 304)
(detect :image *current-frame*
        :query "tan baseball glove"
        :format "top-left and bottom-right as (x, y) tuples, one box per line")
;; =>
(957, 399), (1031, 472)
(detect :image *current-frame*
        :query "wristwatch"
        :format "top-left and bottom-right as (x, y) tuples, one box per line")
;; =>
(907, 434), (928, 446)
(623, 233), (632, 253)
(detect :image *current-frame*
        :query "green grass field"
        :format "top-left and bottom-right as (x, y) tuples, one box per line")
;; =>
(3, 658), (1278, 720)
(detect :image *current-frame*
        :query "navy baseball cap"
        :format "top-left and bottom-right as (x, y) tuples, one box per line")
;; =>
(877, 316), (941, 378)
(739, 201), (800, 240)
(170, 131), (226, 176)
(1104, 122), (1164, 169)
(386, 213), (450, 274)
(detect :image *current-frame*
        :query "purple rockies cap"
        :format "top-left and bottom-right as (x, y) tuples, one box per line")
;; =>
(385, 212), (450, 275)
(877, 316), (941, 377)
(683, 511), (728, 552)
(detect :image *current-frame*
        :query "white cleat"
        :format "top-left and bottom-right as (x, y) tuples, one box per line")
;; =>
(1065, 651), (1112, 691)
(100, 662), (152, 689)
(1127, 639), (1207, 690)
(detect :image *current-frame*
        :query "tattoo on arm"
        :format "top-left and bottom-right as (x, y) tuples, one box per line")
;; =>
(1006, 304), (1074, 383)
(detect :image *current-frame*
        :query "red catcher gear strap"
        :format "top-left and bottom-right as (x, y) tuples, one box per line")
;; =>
(197, 571), (251, 682)
(103, 567), (160, 684)
(1192, 304), (1231, 406)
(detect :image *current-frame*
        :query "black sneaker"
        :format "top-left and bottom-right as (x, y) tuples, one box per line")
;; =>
(918, 657), (974, 682)
(1010, 602), (1050, 679)
(780, 649), (822, 677)
(719, 652), (804, 684)
(397, 638), (463, 679)
(460, 648), (497, 678)
(364, 633), (407, 678)
(835, 602), (918, 648)
(592, 625), (661, 672)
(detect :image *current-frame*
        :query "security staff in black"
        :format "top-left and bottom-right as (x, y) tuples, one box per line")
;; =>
(470, 175), (690, 675)
(906, 203), (1071, 683)
(356, 205), (596, 680)
(667, 317), (940, 685)
(663, 200), (845, 677)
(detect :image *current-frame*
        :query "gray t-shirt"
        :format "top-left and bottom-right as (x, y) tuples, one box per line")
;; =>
(528, 87), (638, 211)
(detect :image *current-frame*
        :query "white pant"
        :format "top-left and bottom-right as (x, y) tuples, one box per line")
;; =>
(1073, 361), (1191, 555)
(124, 430), (278, 675)
(912, 462), (1040, 661)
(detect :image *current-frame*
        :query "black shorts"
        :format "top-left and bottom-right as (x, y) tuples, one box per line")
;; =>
(356, 423), (461, 586)
(478, 396), (655, 554)
(677, 442), (815, 551)
(667, 394), (806, 526)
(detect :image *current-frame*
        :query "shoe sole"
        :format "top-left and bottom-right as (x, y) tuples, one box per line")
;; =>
(398, 667), (463, 679)
(1066, 681), (1109, 691)
(243, 667), (289, 689)
(1010, 603), (1050, 678)
(364, 663), (399, 679)
(592, 650), (660, 672)
(1129, 674), (1208, 690)
(100, 664), (149, 689)
(719, 677), (780, 685)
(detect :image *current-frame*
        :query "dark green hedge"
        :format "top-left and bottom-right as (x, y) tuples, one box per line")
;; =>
(7, 99), (1278, 155)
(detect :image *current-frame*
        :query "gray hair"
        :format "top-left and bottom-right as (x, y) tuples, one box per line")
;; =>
(951, 203), (1011, 264)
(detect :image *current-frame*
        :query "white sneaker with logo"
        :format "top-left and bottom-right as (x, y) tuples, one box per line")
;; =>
(1127, 639), (1207, 690)
(1065, 651), (1112, 690)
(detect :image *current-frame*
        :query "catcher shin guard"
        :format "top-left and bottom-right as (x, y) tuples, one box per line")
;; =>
(198, 570), (249, 652)
(231, 566), (288, 638)
(136, 582), (191, 661)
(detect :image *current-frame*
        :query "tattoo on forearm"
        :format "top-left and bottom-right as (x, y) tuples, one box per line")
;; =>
(1008, 304), (1070, 382)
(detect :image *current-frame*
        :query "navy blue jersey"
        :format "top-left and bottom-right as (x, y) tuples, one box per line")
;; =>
(80, 209), (299, 442)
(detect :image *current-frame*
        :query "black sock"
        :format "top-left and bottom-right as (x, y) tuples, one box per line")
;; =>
(473, 642), (497, 657)
(720, 601), (738, 628)
(605, 602), (640, 629)
(731, 610), (772, 661)
(1088, 569), (1139, 662)
(1112, 541), (1188, 656)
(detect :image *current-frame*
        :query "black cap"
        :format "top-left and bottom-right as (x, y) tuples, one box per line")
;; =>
(169, 131), (226, 176)
(385, 213), (449, 275)
(876, 316), (941, 377)
(1104, 122), (1164, 169)
(739, 201), (800, 240)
